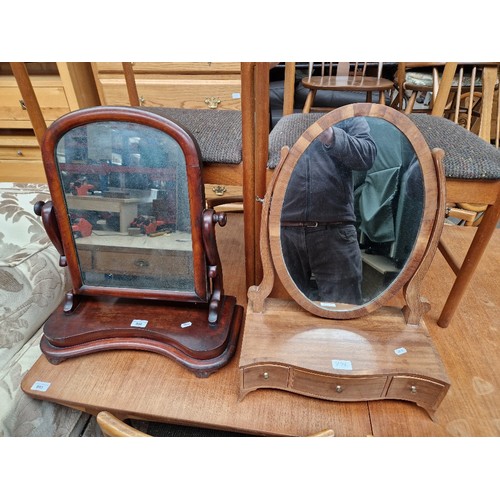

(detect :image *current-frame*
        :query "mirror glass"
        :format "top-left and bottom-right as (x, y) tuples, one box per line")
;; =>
(54, 121), (196, 293)
(280, 115), (424, 311)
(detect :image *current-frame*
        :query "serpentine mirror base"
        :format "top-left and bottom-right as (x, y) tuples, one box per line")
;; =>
(41, 295), (243, 378)
(239, 299), (449, 418)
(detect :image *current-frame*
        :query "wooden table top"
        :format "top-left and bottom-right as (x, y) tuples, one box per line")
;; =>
(21, 215), (500, 436)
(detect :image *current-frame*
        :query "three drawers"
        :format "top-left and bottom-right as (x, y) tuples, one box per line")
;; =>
(241, 365), (448, 409)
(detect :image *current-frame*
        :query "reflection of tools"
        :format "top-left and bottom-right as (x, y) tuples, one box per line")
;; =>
(129, 215), (169, 235)
(71, 217), (93, 238)
(70, 178), (95, 196)
(148, 231), (170, 237)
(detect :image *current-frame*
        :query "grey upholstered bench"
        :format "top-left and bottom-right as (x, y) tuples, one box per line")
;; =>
(143, 107), (242, 166)
(267, 112), (325, 169)
(408, 114), (500, 180)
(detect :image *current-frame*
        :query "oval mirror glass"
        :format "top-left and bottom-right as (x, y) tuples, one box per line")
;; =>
(270, 107), (432, 318)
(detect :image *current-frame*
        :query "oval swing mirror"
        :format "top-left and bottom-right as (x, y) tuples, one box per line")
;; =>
(269, 104), (439, 319)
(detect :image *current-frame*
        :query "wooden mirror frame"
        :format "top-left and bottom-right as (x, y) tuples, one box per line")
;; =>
(38, 106), (212, 307)
(250, 103), (446, 323)
(34, 106), (243, 377)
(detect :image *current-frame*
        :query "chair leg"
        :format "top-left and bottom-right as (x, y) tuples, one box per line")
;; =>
(404, 91), (418, 114)
(438, 196), (500, 327)
(303, 90), (316, 113)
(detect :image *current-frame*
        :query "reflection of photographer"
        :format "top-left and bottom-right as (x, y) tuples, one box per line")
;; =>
(281, 117), (376, 304)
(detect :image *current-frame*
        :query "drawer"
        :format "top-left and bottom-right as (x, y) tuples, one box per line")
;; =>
(95, 62), (241, 74)
(99, 78), (241, 110)
(77, 248), (93, 271)
(291, 368), (387, 401)
(242, 364), (290, 390)
(93, 248), (192, 277)
(386, 376), (447, 408)
(0, 76), (70, 128)
(0, 143), (41, 161)
(0, 159), (45, 183)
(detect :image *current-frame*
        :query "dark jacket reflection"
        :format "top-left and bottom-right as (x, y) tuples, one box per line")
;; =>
(281, 117), (376, 305)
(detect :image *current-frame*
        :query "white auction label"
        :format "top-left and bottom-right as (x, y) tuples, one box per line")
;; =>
(31, 381), (51, 392)
(394, 347), (407, 356)
(131, 319), (148, 328)
(332, 360), (353, 370)
(181, 321), (192, 328)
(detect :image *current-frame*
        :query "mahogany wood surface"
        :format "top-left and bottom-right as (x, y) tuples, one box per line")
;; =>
(22, 214), (500, 436)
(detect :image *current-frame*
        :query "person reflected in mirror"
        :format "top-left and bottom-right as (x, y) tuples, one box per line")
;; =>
(281, 117), (376, 305)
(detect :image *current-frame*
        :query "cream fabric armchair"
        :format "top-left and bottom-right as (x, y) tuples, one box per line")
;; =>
(0, 183), (90, 436)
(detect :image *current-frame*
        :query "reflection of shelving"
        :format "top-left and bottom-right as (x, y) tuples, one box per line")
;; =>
(66, 194), (148, 233)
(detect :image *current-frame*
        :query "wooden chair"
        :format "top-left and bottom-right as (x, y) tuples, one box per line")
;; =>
(96, 411), (151, 437)
(408, 62), (500, 327)
(96, 411), (334, 437)
(393, 62), (485, 115)
(301, 62), (394, 113)
(392, 62), (445, 113)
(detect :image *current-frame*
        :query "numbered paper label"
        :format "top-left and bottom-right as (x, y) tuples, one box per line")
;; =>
(332, 360), (353, 370)
(31, 381), (51, 392)
(131, 319), (148, 328)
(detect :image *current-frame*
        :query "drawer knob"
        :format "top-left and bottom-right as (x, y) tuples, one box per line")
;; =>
(335, 385), (343, 393)
(263, 372), (269, 380)
(19, 99), (27, 110)
(212, 185), (227, 196)
(134, 259), (150, 268)
(139, 96), (145, 106)
(17, 150), (23, 156)
(410, 385), (417, 394)
(205, 96), (221, 109)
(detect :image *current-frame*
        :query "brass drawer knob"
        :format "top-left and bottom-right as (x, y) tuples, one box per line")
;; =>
(17, 150), (23, 156)
(204, 96), (221, 109)
(263, 372), (270, 380)
(335, 385), (343, 393)
(410, 385), (417, 394)
(19, 99), (26, 110)
(212, 185), (227, 196)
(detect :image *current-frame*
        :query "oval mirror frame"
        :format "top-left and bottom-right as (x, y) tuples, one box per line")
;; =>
(268, 103), (440, 319)
(40, 106), (209, 304)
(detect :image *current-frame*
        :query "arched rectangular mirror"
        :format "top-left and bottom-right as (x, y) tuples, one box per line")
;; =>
(35, 106), (242, 377)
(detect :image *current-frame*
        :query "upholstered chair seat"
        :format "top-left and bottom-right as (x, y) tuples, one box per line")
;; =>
(143, 107), (242, 165)
(409, 114), (500, 179)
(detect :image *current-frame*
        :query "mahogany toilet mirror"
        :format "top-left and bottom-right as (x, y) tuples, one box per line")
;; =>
(238, 103), (450, 418)
(35, 106), (242, 377)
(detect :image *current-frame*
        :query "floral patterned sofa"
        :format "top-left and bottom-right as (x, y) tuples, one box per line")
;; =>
(0, 183), (92, 436)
